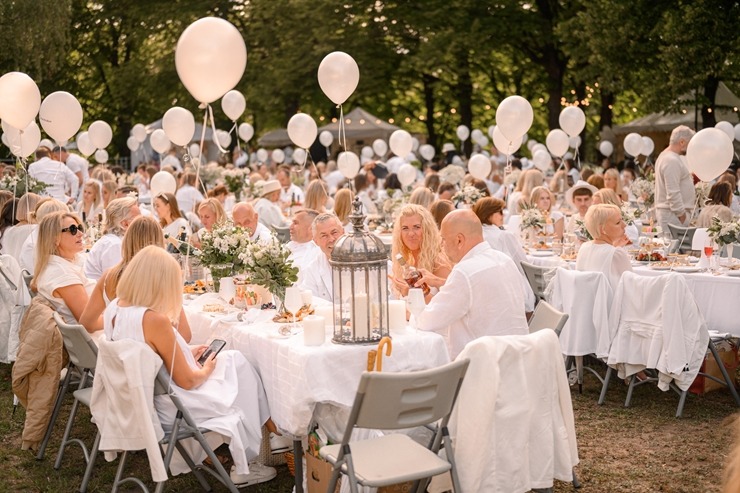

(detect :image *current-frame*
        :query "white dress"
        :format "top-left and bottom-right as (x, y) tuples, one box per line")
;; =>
(37, 255), (95, 324)
(103, 300), (270, 476)
(163, 217), (192, 238)
(543, 210), (564, 237)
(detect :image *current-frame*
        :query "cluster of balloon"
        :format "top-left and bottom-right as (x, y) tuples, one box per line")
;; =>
(715, 120), (740, 143)
(317, 51), (359, 151)
(622, 132), (654, 158)
(495, 95), (534, 175)
(686, 128), (734, 183)
(88, 120), (113, 163)
(127, 123), (147, 153)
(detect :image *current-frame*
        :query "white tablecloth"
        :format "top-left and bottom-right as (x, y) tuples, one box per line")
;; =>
(184, 295), (449, 436)
(525, 253), (571, 269)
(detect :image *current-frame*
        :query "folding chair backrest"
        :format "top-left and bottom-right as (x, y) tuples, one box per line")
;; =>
(521, 261), (552, 302)
(53, 312), (98, 371)
(272, 226), (291, 243)
(352, 359), (469, 431)
(528, 301), (569, 335)
(667, 223), (696, 253)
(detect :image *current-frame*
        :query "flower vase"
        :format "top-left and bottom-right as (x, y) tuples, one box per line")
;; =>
(271, 286), (286, 314)
(209, 263), (233, 292)
(727, 243), (736, 263)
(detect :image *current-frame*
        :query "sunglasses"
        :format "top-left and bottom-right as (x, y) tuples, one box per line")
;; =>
(61, 224), (84, 236)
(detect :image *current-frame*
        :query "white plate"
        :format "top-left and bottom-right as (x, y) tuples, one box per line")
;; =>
(725, 270), (740, 277)
(529, 250), (555, 257)
(649, 265), (672, 271)
(674, 266), (702, 273)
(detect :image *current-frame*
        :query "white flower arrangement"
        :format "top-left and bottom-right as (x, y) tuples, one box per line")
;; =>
(438, 165), (465, 185)
(620, 204), (642, 225)
(238, 238), (298, 302)
(452, 185), (483, 206)
(630, 177), (654, 207)
(708, 216), (740, 247)
(520, 204), (545, 230)
(222, 167), (248, 199)
(0, 168), (49, 197)
(198, 221), (252, 270)
(199, 162), (224, 187)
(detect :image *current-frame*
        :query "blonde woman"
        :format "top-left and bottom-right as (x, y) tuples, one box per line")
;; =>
(190, 198), (227, 249)
(84, 196), (140, 281)
(575, 204), (632, 290)
(508, 169), (544, 214)
(76, 180), (104, 225)
(304, 179), (329, 213)
(19, 199), (69, 273)
(390, 204), (451, 298)
(409, 187), (435, 210)
(153, 192), (191, 238)
(103, 245), (278, 484)
(529, 186), (564, 240)
(101, 179), (117, 208)
(1, 192), (41, 259)
(604, 168), (627, 202)
(32, 211), (95, 324)
(333, 188), (354, 233)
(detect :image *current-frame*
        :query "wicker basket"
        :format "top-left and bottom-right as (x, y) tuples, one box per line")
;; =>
(255, 426), (288, 467)
(285, 451), (296, 476)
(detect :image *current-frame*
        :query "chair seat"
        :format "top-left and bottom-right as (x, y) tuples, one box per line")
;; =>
(320, 434), (451, 487)
(73, 387), (93, 407)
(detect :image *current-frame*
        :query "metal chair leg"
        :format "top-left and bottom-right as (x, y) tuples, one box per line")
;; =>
(708, 339), (740, 406)
(598, 367), (613, 405)
(625, 375), (636, 407)
(37, 363), (73, 460)
(79, 431), (100, 493)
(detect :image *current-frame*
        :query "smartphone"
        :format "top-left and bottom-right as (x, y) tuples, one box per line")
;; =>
(198, 339), (226, 366)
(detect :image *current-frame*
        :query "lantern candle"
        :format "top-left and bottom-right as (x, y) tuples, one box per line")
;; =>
(303, 315), (325, 346)
(352, 293), (370, 339)
(314, 305), (334, 327)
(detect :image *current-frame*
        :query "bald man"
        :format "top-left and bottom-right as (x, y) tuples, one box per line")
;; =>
(416, 210), (528, 358)
(232, 202), (274, 244)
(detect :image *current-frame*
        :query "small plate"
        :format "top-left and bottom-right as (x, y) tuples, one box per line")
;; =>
(674, 266), (702, 273)
(649, 265), (672, 271)
(529, 250), (555, 257)
(725, 270), (740, 277)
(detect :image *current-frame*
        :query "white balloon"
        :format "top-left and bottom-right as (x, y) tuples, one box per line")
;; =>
(411, 136), (419, 152)
(361, 146), (374, 159)
(397, 163), (417, 187)
(162, 106), (195, 146)
(533, 150), (552, 172)
(317, 51), (360, 105)
(338, 151), (360, 179)
(476, 135), (490, 147)
(131, 123), (147, 143)
(76, 132), (95, 157)
(456, 125), (470, 141)
(545, 129), (569, 157)
(686, 128), (734, 182)
(271, 149), (285, 164)
(39, 91), (83, 143)
(94, 149), (108, 164)
(569, 136), (582, 149)
(88, 120), (113, 149)
(531, 143), (548, 157)
(6, 121), (41, 158)
(0, 133), (8, 147)
(238, 122), (254, 142)
(221, 90), (246, 121)
(599, 141), (614, 157)
(126, 136), (139, 152)
(150, 171), (177, 196)
(471, 129), (484, 142)
(389, 129), (413, 157)
(641, 136), (655, 156)
(256, 148), (268, 162)
(559, 106), (586, 137)
(215, 129), (232, 149)
(372, 139), (388, 157)
(419, 144), (435, 161)
(488, 125), (496, 139)
(526, 139), (537, 151)
(189, 143), (201, 157)
(492, 126), (521, 156)
(293, 147), (307, 165)
(287, 113), (317, 149)
(175, 17), (247, 104)
(521, 133), (529, 145)
(623, 132), (643, 157)
(0, 72), (41, 130)
(319, 130), (333, 147)
(715, 121), (734, 141)
(150, 129), (171, 154)
(496, 95), (533, 141)
(735, 123), (740, 142)
(468, 154), (491, 180)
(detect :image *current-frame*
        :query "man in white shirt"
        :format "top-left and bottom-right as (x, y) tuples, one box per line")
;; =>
(276, 165), (304, 206)
(161, 148), (182, 172)
(654, 125), (696, 235)
(254, 180), (290, 229)
(28, 148), (79, 204)
(52, 146), (89, 191)
(299, 214), (343, 302)
(232, 202), (273, 244)
(564, 180), (598, 236)
(175, 172), (205, 215)
(417, 209), (528, 358)
(286, 209), (320, 283)
(84, 197), (141, 280)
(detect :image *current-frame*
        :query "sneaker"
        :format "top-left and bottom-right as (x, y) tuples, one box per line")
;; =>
(269, 432), (292, 454)
(230, 463), (277, 487)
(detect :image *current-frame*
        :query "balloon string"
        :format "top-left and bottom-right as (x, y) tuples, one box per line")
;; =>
(207, 104), (229, 154)
(230, 121), (242, 163)
(338, 105), (346, 152)
(503, 154), (512, 202)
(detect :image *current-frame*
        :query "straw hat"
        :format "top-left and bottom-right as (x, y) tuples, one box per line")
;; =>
(565, 180), (599, 207)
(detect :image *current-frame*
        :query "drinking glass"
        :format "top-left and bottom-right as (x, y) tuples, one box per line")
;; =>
(282, 287), (303, 335)
(406, 288), (426, 333)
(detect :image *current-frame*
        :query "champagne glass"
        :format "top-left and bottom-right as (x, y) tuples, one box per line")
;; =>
(407, 288), (426, 334)
(283, 287), (303, 336)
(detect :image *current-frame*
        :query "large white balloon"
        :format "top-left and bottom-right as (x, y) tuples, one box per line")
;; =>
(411, 136), (419, 152)
(0, 72), (41, 130)
(214, 129), (231, 149)
(715, 121), (734, 141)
(599, 141), (614, 157)
(686, 128), (734, 182)
(88, 120), (113, 149)
(131, 123), (147, 143)
(641, 136), (655, 156)
(361, 146), (374, 159)
(496, 95), (533, 141)
(533, 150), (552, 172)
(76, 132), (95, 157)
(150, 129), (171, 154)
(175, 17), (247, 104)
(372, 139), (387, 157)
(545, 129), (569, 157)
(419, 144), (435, 161)
(526, 139), (537, 151)
(271, 149), (285, 164)
(456, 125), (470, 141)
(492, 126), (521, 156)
(531, 143), (548, 157)
(477, 136), (489, 147)
(735, 123), (740, 142)
(488, 125), (496, 139)
(256, 148), (268, 162)
(468, 154), (491, 180)
(39, 91), (83, 143)
(559, 106), (586, 137)
(287, 113), (317, 149)
(94, 149), (109, 164)
(569, 135), (582, 149)
(6, 121), (41, 158)
(317, 51), (360, 105)
(162, 106), (195, 146)
(397, 164), (417, 187)
(189, 143), (201, 157)
(238, 122), (254, 142)
(150, 171), (177, 196)
(337, 151), (360, 179)
(389, 129), (413, 157)
(126, 136), (139, 152)
(319, 130), (333, 147)
(623, 133), (643, 157)
(293, 147), (307, 165)
(221, 90), (246, 121)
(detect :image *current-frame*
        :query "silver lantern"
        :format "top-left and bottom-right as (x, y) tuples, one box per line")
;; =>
(330, 197), (390, 344)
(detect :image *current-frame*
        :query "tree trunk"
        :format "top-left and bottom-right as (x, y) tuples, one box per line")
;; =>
(457, 52), (473, 157)
(599, 91), (614, 130)
(700, 75), (719, 129)
(422, 74), (438, 152)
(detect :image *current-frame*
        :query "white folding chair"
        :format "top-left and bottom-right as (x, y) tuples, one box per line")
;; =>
(521, 261), (557, 304)
(528, 301), (569, 336)
(667, 223), (696, 253)
(320, 359), (470, 493)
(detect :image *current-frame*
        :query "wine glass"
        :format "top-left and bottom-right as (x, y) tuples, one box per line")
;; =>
(283, 287), (303, 336)
(407, 288), (426, 334)
(704, 238), (716, 272)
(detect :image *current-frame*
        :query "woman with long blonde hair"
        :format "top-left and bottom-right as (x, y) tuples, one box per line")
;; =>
(528, 186), (564, 240)
(333, 188), (354, 233)
(390, 204), (451, 298)
(304, 180), (329, 213)
(603, 168), (627, 202)
(76, 180), (104, 225)
(508, 169), (544, 214)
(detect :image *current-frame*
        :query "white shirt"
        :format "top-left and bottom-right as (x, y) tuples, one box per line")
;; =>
(287, 240), (320, 284)
(19, 229), (39, 273)
(323, 170), (345, 195)
(254, 197), (290, 229)
(84, 234), (123, 281)
(66, 153), (89, 185)
(1, 224), (35, 261)
(418, 242), (529, 359)
(162, 217), (192, 239)
(357, 190), (377, 215)
(250, 222), (274, 245)
(161, 154), (182, 172)
(299, 251), (332, 302)
(28, 157), (79, 202)
(575, 241), (632, 291)
(175, 185), (204, 215)
(482, 225), (535, 312)
(654, 150), (695, 214)
(280, 184), (305, 206)
(37, 255), (95, 324)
